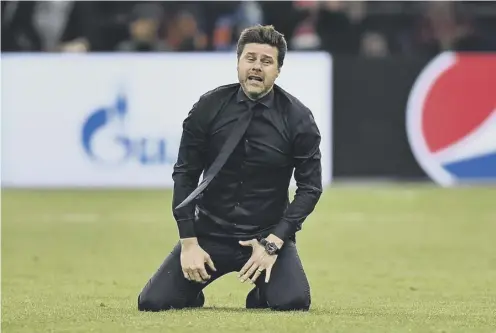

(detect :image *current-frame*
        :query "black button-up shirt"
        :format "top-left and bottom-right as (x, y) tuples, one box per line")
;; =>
(172, 83), (322, 242)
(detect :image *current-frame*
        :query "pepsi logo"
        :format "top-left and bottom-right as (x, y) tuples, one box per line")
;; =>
(406, 52), (496, 187)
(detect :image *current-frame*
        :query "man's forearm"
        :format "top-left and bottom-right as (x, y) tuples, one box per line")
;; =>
(172, 174), (200, 238)
(272, 107), (323, 243)
(180, 237), (199, 248)
(272, 186), (322, 241)
(266, 233), (284, 249)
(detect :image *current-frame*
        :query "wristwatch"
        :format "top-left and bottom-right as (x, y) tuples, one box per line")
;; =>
(258, 237), (280, 255)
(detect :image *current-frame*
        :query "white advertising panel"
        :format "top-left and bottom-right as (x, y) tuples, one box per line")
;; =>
(1, 53), (332, 188)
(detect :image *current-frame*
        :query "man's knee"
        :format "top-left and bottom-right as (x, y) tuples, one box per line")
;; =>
(137, 289), (205, 312)
(138, 291), (182, 312)
(138, 293), (170, 312)
(268, 292), (311, 311)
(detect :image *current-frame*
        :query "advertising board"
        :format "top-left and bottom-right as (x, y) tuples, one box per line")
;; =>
(1, 53), (333, 188)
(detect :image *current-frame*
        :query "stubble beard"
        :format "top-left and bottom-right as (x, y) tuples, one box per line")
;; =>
(243, 80), (270, 101)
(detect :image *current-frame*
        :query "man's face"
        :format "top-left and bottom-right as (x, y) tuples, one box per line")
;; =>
(237, 43), (280, 100)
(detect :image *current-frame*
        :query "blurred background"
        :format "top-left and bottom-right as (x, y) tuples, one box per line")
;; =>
(1, 0), (496, 186)
(2, 0), (496, 56)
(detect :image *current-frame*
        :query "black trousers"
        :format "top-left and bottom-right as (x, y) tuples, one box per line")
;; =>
(137, 235), (311, 311)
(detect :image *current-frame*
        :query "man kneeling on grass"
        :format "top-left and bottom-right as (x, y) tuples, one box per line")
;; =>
(137, 24), (322, 312)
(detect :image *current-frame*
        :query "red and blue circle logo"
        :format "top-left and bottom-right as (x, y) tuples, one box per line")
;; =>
(406, 52), (496, 187)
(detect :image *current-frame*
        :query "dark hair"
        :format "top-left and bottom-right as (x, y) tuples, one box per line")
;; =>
(236, 25), (287, 69)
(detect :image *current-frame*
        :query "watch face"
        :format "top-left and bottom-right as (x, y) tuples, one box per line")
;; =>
(266, 243), (277, 254)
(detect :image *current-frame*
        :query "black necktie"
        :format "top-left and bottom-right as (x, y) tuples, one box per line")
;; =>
(175, 103), (255, 209)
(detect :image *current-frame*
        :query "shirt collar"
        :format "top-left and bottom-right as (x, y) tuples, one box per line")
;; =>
(236, 86), (275, 109)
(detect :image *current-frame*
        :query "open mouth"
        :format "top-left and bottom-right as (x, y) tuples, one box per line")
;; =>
(248, 75), (263, 82)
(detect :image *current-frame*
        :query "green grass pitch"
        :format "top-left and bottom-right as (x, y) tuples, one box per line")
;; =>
(2, 186), (495, 332)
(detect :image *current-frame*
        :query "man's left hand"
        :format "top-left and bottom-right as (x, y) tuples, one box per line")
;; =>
(238, 234), (283, 284)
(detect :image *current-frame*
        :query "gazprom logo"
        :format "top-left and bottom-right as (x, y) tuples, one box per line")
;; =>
(81, 91), (178, 166)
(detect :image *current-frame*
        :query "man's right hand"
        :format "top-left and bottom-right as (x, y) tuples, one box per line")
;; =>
(180, 237), (217, 283)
